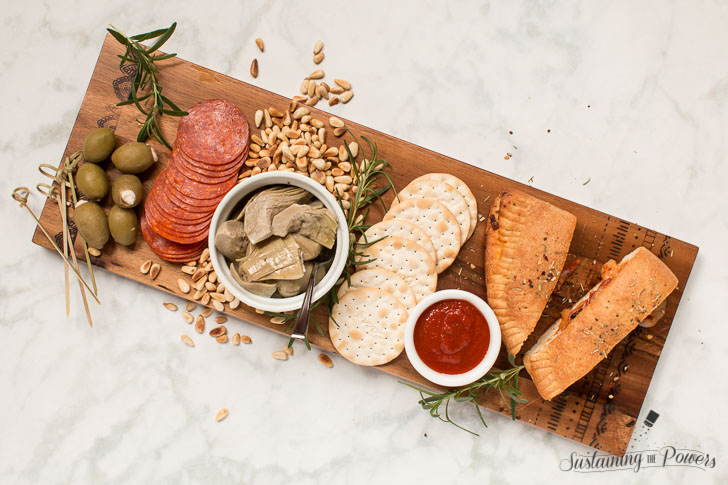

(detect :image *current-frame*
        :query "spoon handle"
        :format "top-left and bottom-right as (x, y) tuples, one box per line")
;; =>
(291, 262), (320, 340)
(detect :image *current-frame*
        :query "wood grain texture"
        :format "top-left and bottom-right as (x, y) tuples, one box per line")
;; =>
(32, 34), (699, 456)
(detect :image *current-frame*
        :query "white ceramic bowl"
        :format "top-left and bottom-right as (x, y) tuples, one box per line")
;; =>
(404, 289), (502, 387)
(208, 172), (349, 312)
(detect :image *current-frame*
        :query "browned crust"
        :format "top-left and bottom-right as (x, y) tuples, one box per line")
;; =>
(524, 247), (678, 401)
(484, 190), (576, 354)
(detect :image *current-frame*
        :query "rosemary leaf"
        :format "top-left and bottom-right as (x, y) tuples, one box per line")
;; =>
(265, 132), (393, 335)
(401, 363), (525, 435)
(108, 22), (187, 149)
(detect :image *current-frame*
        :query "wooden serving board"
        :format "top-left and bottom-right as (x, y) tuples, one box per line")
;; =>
(33, 34), (698, 456)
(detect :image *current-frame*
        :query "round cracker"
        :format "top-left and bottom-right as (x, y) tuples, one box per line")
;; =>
(329, 288), (408, 366)
(357, 219), (437, 264)
(392, 179), (470, 245)
(359, 236), (437, 302)
(412, 173), (478, 240)
(337, 268), (417, 312)
(384, 198), (461, 273)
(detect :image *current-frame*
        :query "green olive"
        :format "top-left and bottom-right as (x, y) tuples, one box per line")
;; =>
(82, 128), (116, 163)
(74, 202), (109, 249)
(111, 142), (155, 174)
(111, 174), (143, 209)
(108, 205), (138, 246)
(76, 163), (109, 200)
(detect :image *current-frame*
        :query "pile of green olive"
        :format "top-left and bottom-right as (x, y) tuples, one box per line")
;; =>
(74, 127), (156, 250)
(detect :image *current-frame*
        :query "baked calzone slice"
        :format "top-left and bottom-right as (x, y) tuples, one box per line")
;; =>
(485, 190), (576, 355)
(524, 247), (678, 401)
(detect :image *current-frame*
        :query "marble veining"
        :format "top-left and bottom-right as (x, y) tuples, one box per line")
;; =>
(1, 1), (727, 483)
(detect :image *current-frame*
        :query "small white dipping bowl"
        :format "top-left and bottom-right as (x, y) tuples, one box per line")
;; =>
(208, 172), (349, 312)
(404, 289), (502, 387)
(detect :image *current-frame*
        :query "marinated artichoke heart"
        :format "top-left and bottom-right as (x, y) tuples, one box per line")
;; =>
(271, 203), (338, 249)
(221, 185), (337, 298)
(291, 234), (323, 261)
(243, 186), (312, 245)
(215, 220), (249, 259)
(238, 235), (304, 282)
(277, 262), (325, 297)
(229, 263), (277, 297)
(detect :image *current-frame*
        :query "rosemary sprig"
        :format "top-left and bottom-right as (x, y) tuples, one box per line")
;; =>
(401, 354), (526, 435)
(336, 131), (396, 289)
(107, 22), (187, 149)
(267, 132), (394, 347)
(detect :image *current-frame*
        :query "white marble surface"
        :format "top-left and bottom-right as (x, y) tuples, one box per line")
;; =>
(1, 0), (727, 483)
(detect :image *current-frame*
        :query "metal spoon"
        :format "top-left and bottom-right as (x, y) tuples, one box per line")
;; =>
(291, 248), (334, 342)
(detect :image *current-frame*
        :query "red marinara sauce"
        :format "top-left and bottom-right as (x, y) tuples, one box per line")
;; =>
(413, 299), (490, 375)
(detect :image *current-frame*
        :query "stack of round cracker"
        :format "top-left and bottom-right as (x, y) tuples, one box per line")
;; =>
(329, 173), (478, 367)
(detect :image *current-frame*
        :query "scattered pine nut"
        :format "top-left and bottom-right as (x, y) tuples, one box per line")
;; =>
(300, 79), (310, 95)
(88, 247), (101, 257)
(177, 279), (191, 294)
(140, 260), (152, 274)
(255, 38), (264, 52)
(334, 79), (351, 90)
(216, 408), (229, 422)
(318, 353), (333, 368)
(250, 58), (259, 78)
(272, 350), (288, 360)
(181, 335), (195, 347)
(313, 40), (324, 54)
(232, 333), (241, 345)
(240, 335), (252, 344)
(163, 302), (178, 312)
(195, 315), (205, 334)
(150, 263), (161, 280)
(182, 311), (194, 324)
(191, 268), (206, 282)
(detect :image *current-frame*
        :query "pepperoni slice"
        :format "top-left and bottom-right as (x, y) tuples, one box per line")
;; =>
(139, 99), (249, 253)
(177, 99), (249, 164)
(160, 171), (221, 210)
(140, 209), (206, 262)
(176, 145), (248, 174)
(144, 196), (210, 243)
(147, 177), (211, 222)
(173, 151), (242, 184)
(165, 160), (237, 201)
(153, 173), (215, 213)
(148, 188), (213, 225)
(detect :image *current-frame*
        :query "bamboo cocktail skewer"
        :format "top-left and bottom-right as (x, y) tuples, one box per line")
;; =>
(12, 187), (100, 304)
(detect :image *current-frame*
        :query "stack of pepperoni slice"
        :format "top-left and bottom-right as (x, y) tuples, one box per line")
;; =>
(141, 99), (250, 262)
